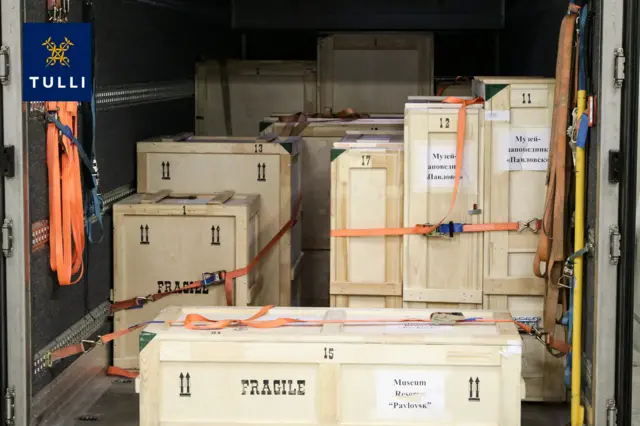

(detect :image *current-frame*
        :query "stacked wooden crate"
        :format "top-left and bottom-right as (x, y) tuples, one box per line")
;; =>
(318, 33), (435, 113)
(112, 191), (261, 368)
(195, 60), (316, 136)
(330, 132), (404, 308)
(403, 97), (484, 309)
(472, 77), (564, 401)
(325, 78), (562, 401)
(136, 134), (302, 307)
(112, 134), (302, 368)
(262, 119), (404, 306)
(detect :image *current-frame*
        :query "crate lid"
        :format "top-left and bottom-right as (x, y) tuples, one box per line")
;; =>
(473, 76), (554, 85)
(138, 134), (299, 155)
(334, 132), (404, 149)
(142, 306), (521, 347)
(113, 191), (260, 217)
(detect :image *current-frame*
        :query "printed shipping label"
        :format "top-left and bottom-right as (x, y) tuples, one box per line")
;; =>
(376, 370), (446, 419)
(421, 143), (476, 190)
(484, 110), (510, 122)
(504, 128), (551, 171)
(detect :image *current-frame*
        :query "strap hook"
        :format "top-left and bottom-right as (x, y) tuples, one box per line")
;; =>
(518, 218), (541, 233)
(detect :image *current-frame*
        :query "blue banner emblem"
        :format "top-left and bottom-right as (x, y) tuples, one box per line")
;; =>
(22, 23), (92, 102)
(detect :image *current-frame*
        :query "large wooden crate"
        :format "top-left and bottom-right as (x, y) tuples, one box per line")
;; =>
(136, 134), (302, 307)
(262, 117), (404, 250)
(195, 60), (316, 136)
(472, 76), (564, 402)
(403, 99), (484, 309)
(112, 192), (260, 369)
(330, 133), (404, 308)
(317, 33), (434, 114)
(138, 305), (522, 425)
(435, 77), (474, 97)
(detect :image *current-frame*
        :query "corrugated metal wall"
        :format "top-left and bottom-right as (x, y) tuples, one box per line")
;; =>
(28, 0), (228, 394)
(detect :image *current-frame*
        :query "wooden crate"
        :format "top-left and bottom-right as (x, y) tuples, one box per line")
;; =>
(435, 78), (474, 97)
(138, 305), (522, 425)
(472, 76), (564, 402)
(262, 117), (404, 250)
(195, 60), (316, 136)
(112, 192), (260, 369)
(330, 133), (404, 308)
(403, 99), (484, 309)
(137, 134), (301, 307)
(317, 33), (434, 114)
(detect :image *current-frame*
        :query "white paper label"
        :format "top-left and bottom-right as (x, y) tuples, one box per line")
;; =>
(504, 128), (551, 171)
(376, 370), (446, 419)
(485, 110), (510, 122)
(422, 144), (475, 189)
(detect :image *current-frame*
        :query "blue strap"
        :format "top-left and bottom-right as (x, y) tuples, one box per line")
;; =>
(578, 4), (589, 91)
(47, 113), (104, 243)
(576, 112), (589, 149)
(562, 278), (574, 388)
(436, 222), (465, 235)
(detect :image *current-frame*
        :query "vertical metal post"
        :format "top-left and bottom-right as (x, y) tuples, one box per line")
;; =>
(591, 0), (624, 424)
(1, 0), (31, 424)
(616, 0), (639, 422)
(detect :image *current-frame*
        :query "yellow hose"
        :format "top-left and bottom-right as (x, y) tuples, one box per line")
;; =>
(571, 89), (587, 426)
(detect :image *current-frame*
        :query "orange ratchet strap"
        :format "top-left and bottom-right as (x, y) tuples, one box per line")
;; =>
(46, 101), (86, 285)
(331, 97), (490, 239)
(277, 108), (369, 137)
(110, 194), (302, 312)
(47, 305), (571, 377)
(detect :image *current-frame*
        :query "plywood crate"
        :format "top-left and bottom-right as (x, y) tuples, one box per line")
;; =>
(472, 76), (564, 402)
(330, 132), (404, 308)
(195, 60), (316, 136)
(137, 134), (302, 307)
(318, 33), (434, 114)
(112, 192), (260, 369)
(435, 77), (474, 97)
(138, 305), (522, 425)
(262, 117), (404, 250)
(403, 98), (484, 309)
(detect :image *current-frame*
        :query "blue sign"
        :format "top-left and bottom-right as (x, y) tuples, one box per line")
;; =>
(22, 23), (92, 102)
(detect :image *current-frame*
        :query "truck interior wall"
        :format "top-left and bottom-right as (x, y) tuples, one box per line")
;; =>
(27, 0), (222, 393)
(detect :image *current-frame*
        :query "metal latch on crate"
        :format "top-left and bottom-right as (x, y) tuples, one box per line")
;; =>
(513, 316), (541, 330)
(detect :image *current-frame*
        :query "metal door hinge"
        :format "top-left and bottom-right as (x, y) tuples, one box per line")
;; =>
(606, 399), (617, 426)
(614, 48), (625, 88)
(2, 219), (13, 258)
(4, 387), (15, 425)
(1, 146), (15, 178)
(609, 225), (621, 265)
(0, 46), (9, 85)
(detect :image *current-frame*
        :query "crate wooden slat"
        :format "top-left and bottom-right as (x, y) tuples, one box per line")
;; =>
(138, 305), (522, 425)
(262, 117), (404, 250)
(330, 133), (404, 308)
(136, 135), (301, 307)
(195, 60), (316, 136)
(318, 33), (434, 114)
(112, 193), (260, 369)
(472, 76), (564, 402)
(403, 98), (484, 309)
